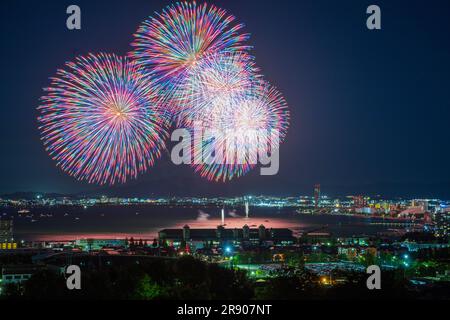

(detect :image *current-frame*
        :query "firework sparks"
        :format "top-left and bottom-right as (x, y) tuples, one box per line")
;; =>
(37, 53), (169, 185)
(38, 2), (290, 185)
(190, 80), (290, 182)
(129, 1), (251, 102)
(175, 51), (260, 125)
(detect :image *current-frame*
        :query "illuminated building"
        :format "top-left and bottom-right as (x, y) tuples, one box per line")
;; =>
(1, 265), (46, 285)
(314, 184), (321, 208)
(0, 218), (13, 242)
(352, 195), (367, 208)
(0, 218), (16, 250)
(183, 224), (190, 241)
(435, 205), (449, 237)
(0, 242), (17, 250)
(302, 232), (332, 245)
(158, 225), (295, 249)
(338, 246), (358, 260)
(75, 238), (127, 251)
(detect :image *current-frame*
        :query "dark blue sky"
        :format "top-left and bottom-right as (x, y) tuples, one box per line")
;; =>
(1, 0), (449, 198)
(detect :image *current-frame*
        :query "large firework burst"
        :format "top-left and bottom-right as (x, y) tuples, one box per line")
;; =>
(37, 53), (169, 185)
(190, 80), (290, 182)
(175, 51), (260, 126)
(129, 1), (251, 91)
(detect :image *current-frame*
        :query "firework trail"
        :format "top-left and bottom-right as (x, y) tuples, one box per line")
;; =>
(191, 80), (290, 182)
(129, 1), (251, 115)
(37, 53), (169, 185)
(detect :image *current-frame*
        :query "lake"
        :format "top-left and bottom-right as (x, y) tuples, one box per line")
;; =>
(1, 205), (411, 241)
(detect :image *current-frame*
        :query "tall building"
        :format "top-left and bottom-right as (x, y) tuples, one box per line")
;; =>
(258, 225), (266, 240)
(435, 206), (449, 237)
(314, 184), (321, 208)
(353, 195), (367, 208)
(243, 224), (250, 240)
(0, 218), (13, 242)
(183, 224), (190, 241)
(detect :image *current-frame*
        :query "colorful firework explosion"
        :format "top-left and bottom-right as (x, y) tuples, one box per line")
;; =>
(129, 1), (251, 91)
(175, 51), (260, 126)
(37, 53), (169, 185)
(37, 2), (290, 184)
(190, 80), (290, 182)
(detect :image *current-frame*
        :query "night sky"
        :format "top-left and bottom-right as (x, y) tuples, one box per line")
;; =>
(1, 0), (449, 198)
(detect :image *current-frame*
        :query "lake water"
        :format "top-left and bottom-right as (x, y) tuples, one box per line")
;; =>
(1, 205), (410, 241)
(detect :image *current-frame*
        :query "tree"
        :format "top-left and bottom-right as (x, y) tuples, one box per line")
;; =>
(134, 275), (167, 300)
(207, 263), (253, 300)
(174, 256), (208, 286)
(22, 270), (67, 299)
(361, 250), (377, 267)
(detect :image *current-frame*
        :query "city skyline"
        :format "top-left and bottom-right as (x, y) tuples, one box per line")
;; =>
(2, 183), (450, 200)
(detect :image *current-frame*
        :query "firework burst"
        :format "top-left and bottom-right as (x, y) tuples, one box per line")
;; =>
(190, 80), (290, 182)
(37, 2), (290, 185)
(37, 53), (169, 185)
(175, 51), (260, 125)
(129, 1), (251, 93)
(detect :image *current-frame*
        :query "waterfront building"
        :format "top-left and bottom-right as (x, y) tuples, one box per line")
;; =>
(158, 225), (295, 250)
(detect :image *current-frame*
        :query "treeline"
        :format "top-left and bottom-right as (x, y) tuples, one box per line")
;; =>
(1, 256), (448, 300)
(1, 256), (253, 300)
